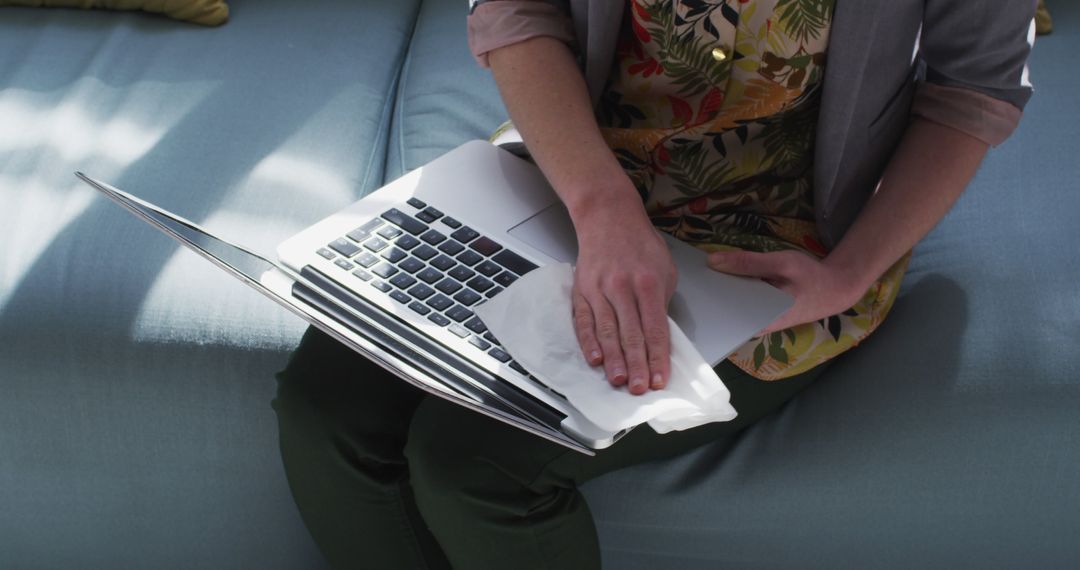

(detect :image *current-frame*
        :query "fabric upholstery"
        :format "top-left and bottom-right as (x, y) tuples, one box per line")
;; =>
(0, 2), (420, 568)
(1, 0), (230, 25)
(384, 0), (508, 181)
(0, 1), (1077, 568)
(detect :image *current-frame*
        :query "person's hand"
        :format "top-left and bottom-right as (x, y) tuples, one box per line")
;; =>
(706, 249), (865, 334)
(571, 206), (677, 396)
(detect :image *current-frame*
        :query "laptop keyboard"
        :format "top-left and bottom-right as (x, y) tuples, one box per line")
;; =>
(314, 197), (552, 390)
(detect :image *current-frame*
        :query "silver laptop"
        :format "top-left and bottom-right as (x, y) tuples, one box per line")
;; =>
(77, 140), (792, 455)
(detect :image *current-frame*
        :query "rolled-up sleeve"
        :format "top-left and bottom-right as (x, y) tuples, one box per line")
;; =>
(467, 0), (577, 68)
(915, 0), (1036, 145)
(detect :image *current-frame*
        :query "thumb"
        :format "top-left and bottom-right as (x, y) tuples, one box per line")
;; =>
(707, 250), (784, 279)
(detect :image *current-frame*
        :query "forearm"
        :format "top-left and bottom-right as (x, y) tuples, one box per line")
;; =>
(824, 118), (990, 297)
(486, 36), (647, 229)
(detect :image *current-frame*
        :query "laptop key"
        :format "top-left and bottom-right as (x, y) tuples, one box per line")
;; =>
(430, 254), (456, 271)
(492, 249), (539, 276)
(455, 250), (483, 267)
(372, 263), (398, 279)
(408, 301), (431, 316)
(434, 278), (462, 295)
(406, 197), (427, 209)
(316, 247), (336, 260)
(412, 244), (438, 261)
(485, 286), (504, 298)
(450, 226), (480, 244)
(381, 208), (428, 235)
(398, 257), (425, 274)
(468, 236), (503, 257)
(475, 260), (501, 277)
(377, 225), (403, 240)
(483, 331), (501, 346)
(437, 240), (465, 256)
(421, 206), (443, 219)
(329, 238), (361, 257)
(468, 335), (491, 351)
(453, 289), (482, 307)
(493, 271), (517, 288)
(334, 258), (355, 271)
(420, 229), (447, 246)
(380, 247), (407, 263)
(427, 312), (451, 327)
(363, 237), (388, 252)
(440, 216), (462, 229)
(448, 324), (470, 338)
(390, 273), (417, 290)
(416, 210), (437, 223)
(416, 267), (443, 285)
(508, 360), (529, 375)
(389, 290), (411, 304)
(425, 293), (454, 312)
(355, 251), (379, 268)
(352, 268), (373, 281)
(395, 234), (421, 250)
(371, 280), (392, 293)
(448, 264), (475, 282)
(466, 275), (494, 293)
(407, 283), (436, 300)
(347, 218), (383, 242)
(464, 316), (487, 335)
(488, 347), (512, 363)
(446, 305), (474, 323)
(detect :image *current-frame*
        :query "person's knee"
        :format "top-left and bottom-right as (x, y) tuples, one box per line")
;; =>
(272, 327), (419, 457)
(404, 398), (564, 524)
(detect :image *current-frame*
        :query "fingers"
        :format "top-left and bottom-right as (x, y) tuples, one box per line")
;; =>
(589, 294), (629, 387)
(635, 276), (671, 390)
(575, 279), (670, 394)
(571, 291), (603, 366)
(707, 250), (787, 279)
(606, 283), (650, 395)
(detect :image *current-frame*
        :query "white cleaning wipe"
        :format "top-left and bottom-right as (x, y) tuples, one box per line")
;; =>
(473, 263), (737, 434)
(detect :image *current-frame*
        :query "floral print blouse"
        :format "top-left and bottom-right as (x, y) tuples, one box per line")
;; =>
(596, 0), (911, 380)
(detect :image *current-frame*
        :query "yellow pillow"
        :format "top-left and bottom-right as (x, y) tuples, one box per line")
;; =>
(2, 0), (229, 26)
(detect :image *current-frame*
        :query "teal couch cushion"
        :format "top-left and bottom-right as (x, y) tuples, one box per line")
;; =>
(0, 2), (420, 568)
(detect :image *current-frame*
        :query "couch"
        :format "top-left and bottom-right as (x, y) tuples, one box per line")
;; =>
(2, 1), (1078, 568)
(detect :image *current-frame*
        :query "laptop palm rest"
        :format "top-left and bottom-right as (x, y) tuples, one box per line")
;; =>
(502, 196), (791, 367)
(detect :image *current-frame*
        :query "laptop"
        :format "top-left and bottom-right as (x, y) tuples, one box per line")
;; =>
(77, 140), (793, 455)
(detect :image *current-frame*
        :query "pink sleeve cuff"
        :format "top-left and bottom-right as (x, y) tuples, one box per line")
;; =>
(467, 1), (577, 68)
(911, 82), (1023, 147)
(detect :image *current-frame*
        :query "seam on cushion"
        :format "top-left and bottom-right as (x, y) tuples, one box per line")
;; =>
(362, 0), (424, 194)
(384, 0), (426, 184)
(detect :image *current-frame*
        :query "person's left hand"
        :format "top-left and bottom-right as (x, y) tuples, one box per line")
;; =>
(706, 249), (865, 335)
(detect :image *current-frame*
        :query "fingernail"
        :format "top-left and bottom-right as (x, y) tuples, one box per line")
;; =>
(651, 373), (665, 389)
(631, 377), (646, 391)
(589, 350), (602, 363)
(612, 367), (626, 381)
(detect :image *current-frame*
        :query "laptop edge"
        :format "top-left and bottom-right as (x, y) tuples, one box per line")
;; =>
(74, 172), (596, 456)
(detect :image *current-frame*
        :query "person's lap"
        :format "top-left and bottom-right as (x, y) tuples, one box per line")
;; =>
(273, 326), (828, 569)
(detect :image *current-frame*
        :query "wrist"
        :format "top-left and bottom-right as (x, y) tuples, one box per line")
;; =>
(822, 250), (876, 306)
(563, 175), (649, 230)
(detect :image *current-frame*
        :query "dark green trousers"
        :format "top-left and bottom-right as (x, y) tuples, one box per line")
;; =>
(272, 327), (828, 570)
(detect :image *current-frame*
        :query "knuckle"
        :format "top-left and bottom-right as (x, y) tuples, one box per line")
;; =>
(595, 321), (620, 340)
(644, 325), (668, 345)
(572, 307), (593, 329)
(606, 273), (632, 290)
(634, 272), (660, 293)
(620, 331), (646, 348)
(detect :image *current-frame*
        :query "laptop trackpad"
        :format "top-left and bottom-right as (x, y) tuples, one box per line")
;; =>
(507, 203), (578, 263)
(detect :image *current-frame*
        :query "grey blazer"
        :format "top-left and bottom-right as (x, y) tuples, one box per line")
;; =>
(473, 0), (1036, 247)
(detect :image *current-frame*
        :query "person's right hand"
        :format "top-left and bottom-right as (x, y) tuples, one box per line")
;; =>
(570, 195), (677, 396)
